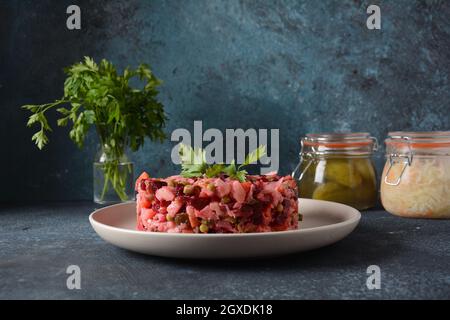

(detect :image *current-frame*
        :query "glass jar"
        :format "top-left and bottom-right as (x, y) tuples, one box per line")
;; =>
(93, 144), (134, 204)
(292, 133), (378, 210)
(381, 131), (450, 219)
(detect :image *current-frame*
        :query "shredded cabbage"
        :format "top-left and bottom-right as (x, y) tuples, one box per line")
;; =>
(381, 157), (450, 218)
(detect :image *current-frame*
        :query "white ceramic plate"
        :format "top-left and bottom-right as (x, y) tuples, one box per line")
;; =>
(89, 198), (361, 259)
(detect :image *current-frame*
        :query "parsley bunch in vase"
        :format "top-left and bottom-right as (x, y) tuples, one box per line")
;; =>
(22, 57), (167, 204)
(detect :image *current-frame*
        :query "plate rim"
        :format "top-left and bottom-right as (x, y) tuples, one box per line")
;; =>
(89, 198), (361, 238)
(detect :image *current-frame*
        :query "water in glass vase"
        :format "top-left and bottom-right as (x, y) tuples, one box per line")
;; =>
(93, 146), (134, 204)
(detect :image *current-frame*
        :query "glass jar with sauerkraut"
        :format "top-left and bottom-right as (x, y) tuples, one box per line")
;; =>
(292, 133), (378, 210)
(381, 131), (450, 219)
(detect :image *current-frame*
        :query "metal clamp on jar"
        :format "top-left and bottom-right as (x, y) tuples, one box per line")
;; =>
(292, 133), (378, 210)
(383, 136), (413, 186)
(381, 131), (450, 219)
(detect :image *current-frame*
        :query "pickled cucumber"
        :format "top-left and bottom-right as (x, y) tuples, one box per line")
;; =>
(312, 182), (354, 203)
(354, 158), (376, 181)
(296, 160), (318, 198)
(324, 159), (362, 188)
(353, 184), (377, 209)
(296, 157), (378, 210)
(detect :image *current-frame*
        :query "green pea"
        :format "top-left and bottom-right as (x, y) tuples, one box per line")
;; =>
(174, 212), (188, 225)
(183, 185), (194, 195)
(221, 196), (231, 204)
(167, 180), (175, 187)
(199, 224), (209, 233)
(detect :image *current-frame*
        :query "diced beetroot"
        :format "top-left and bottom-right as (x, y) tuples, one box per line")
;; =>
(238, 204), (254, 218)
(252, 211), (263, 225)
(192, 186), (202, 197)
(149, 180), (167, 192)
(188, 196), (210, 210)
(160, 200), (171, 207)
(152, 202), (161, 212)
(175, 185), (184, 197)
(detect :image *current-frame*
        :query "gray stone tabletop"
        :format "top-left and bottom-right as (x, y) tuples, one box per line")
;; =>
(0, 202), (449, 300)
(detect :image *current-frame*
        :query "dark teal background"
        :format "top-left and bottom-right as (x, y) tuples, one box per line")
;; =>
(1, 0), (449, 202)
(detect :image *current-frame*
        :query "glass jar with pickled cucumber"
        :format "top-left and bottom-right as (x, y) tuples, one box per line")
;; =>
(292, 133), (378, 210)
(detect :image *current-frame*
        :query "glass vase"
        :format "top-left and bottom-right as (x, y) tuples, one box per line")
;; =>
(93, 144), (134, 204)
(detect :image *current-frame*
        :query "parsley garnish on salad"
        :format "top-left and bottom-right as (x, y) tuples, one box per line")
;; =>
(178, 144), (266, 182)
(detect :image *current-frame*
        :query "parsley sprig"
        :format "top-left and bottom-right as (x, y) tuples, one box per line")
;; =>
(178, 144), (266, 182)
(22, 57), (167, 201)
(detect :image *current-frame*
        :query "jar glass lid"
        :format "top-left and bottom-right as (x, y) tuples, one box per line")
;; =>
(301, 132), (377, 156)
(386, 131), (450, 149)
(383, 131), (450, 185)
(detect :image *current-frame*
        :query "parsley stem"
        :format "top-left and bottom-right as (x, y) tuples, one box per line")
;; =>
(100, 168), (110, 201)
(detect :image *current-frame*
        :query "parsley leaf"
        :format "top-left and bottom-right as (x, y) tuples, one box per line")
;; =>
(179, 143), (208, 178)
(205, 164), (225, 178)
(234, 170), (248, 182)
(222, 160), (237, 177)
(240, 145), (266, 168)
(177, 145), (266, 182)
